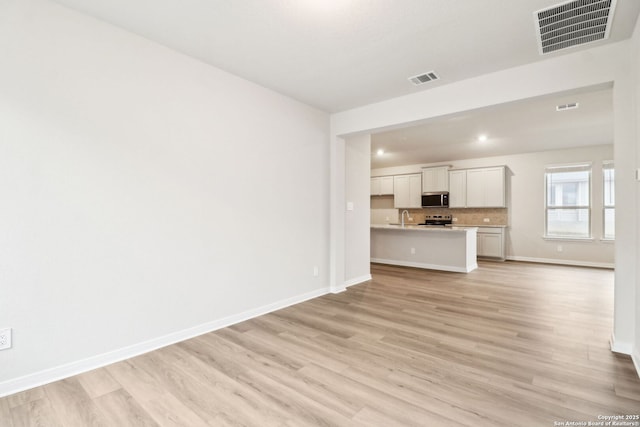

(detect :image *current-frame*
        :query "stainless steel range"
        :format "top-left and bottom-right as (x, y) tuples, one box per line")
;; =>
(421, 214), (452, 226)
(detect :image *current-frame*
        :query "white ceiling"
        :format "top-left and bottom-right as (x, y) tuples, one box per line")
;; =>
(49, 1), (636, 168)
(371, 84), (613, 168)
(51, 0), (640, 113)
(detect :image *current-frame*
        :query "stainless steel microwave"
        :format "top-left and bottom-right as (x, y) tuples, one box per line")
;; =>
(421, 192), (449, 208)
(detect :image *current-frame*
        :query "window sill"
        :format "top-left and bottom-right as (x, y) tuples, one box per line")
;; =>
(543, 236), (594, 242)
(600, 238), (615, 243)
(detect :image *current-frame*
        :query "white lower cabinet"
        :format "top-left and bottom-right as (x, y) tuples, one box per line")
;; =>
(476, 227), (505, 260)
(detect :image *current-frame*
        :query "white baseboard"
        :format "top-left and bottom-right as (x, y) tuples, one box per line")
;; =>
(344, 274), (372, 288)
(371, 258), (477, 273)
(613, 333), (640, 379)
(506, 255), (614, 269)
(0, 287), (328, 398)
(329, 286), (346, 294)
(610, 332), (633, 355)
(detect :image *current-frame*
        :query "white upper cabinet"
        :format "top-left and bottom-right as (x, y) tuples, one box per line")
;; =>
(381, 176), (394, 195)
(370, 176), (394, 196)
(449, 166), (505, 208)
(467, 167), (505, 208)
(448, 170), (467, 208)
(465, 169), (486, 207)
(394, 174), (422, 208)
(421, 166), (449, 193)
(481, 167), (506, 207)
(370, 178), (380, 196)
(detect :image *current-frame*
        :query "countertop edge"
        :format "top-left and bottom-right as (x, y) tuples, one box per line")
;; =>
(371, 224), (478, 232)
(452, 224), (508, 228)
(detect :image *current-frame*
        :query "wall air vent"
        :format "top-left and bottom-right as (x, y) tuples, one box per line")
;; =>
(556, 102), (580, 111)
(534, 0), (617, 55)
(409, 71), (439, 86)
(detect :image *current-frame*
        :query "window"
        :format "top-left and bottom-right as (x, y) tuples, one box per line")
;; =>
(545, 164), (591, 238)
(603, 162), (614, 239)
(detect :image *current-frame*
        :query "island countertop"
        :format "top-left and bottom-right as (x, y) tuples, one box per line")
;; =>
(370, 224), (478, 232)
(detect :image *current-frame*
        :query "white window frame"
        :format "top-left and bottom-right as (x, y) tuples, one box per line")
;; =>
(544, 163), (592, 240)
(603, 161), (615, 241)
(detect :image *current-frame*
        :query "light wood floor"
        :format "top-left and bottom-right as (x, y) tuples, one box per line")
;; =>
(2, 261), (639, 426)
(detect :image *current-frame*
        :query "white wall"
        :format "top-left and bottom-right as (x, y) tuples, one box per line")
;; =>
(372, 145), (615, 267)
(330, 38), (638, 370)
(345, 135), (371, 286)
(0, 0), (329, 395)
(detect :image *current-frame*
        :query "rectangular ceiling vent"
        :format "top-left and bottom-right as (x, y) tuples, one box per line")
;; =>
(409, 71), (439, 86)
(556, 102), (580, 111)
(534, 0), (617, 54)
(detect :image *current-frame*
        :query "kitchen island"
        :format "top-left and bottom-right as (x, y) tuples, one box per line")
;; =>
(371, 225), (478, 273)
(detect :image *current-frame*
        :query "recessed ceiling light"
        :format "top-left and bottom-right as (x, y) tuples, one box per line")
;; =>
(299, 0), (349, 13)
(477, 135), (488, 142)
(376, 149), (385, 156)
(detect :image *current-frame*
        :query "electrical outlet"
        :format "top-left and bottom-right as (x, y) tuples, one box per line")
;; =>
(557, 245), (563, 253)
(483, 218), (490, 223)
(0, 328), (12, 350)
(410, 247), (416, 255)
(313, 266), (319, 277)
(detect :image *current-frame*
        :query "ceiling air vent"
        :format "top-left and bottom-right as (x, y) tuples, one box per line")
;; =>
(409, 71), (439, 86)
(556, 102), (580, 111)
(534, 0), (617, 55)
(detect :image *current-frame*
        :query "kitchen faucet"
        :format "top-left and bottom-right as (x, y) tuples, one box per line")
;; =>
(401, 210), (410, 227)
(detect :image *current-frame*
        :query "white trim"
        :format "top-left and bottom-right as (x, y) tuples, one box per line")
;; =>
(610, 334), (639, 379)
(344, 274), (372, 288)
(610, 332), (633, 354)
(542, 236), (594, 242)
(506, 255), (614, 269)
(329, 135), (345, 301)
(0, 287), (328, 398)
(371, 258), (477, 273)
(632, 347), (640, 379)
(544, 162), (592, 172)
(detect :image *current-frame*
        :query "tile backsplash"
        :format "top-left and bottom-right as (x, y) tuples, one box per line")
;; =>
(371, 206), (508, 226)
(370, 195), (508, 225)
(371, 208), (400, 224)
(420, 208), (507, 225)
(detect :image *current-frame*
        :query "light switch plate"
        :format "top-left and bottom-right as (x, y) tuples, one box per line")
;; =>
(0, 328), (11, 350)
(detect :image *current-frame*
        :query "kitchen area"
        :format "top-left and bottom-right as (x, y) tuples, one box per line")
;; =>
(371, 165), (508, 273)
